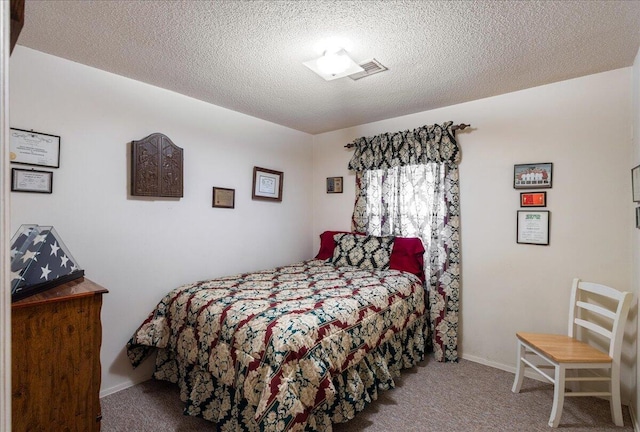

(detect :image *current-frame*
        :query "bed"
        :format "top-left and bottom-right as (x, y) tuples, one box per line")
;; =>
(127, 232), (428, 431)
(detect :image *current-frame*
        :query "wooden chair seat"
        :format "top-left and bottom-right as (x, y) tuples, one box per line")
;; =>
(516, 332), (611, 364)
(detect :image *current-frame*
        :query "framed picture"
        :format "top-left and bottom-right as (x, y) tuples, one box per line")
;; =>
(514, 163), (552, 189)
(636, 207), (640, 229)
(212, 187), (235, 208)
(632, 164), (640, 202)
(11, 168), (53, 193)
(10, 128), (61, 168)
(252, 166), (283, 201)
(520, 191), (546, 207)
(517, 210), (550, 245)
(326, 176), (343, 193)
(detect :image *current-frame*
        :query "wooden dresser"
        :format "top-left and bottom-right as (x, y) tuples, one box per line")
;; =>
(11, 278), (108, 432)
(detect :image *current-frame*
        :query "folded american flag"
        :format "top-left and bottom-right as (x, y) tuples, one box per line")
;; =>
(10, 224), (83, 300)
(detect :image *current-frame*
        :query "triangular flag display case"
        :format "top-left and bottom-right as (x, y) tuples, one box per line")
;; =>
(10, 224), (84, 301)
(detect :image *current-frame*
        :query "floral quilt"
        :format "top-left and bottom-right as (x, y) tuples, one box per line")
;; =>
(127, 259), (427, 431)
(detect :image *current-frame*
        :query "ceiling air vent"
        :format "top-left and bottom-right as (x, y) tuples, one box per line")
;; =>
(348, 58), (387, 80)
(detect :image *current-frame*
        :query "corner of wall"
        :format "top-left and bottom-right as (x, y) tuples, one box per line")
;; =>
(632, 43), (640, 432)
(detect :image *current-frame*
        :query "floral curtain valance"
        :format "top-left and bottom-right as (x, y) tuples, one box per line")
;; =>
(347, 121), (461, 171)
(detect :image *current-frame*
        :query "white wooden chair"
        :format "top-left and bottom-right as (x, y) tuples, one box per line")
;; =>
(511, 278), (633, 427)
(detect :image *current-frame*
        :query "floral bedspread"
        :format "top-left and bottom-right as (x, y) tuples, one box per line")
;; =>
(127, 260), (426, 431)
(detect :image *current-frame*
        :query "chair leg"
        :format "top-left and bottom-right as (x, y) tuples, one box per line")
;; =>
(610, 367), (623, 427)
(565, 368), (578, 393)
(548, 365), (566, 428)
(512, 340), (526, 393)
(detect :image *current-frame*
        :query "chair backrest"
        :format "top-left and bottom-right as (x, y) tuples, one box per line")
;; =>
(567, 278), (633, 360)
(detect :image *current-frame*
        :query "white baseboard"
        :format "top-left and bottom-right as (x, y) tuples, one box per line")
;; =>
(100, 376), (150, 398)
(461, 353), (515, 373)
(461, 353), (547, 383)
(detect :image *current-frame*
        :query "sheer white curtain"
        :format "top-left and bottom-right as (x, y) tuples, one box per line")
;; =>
(348, 123), (460, 362)
(355, 164), (445, 238)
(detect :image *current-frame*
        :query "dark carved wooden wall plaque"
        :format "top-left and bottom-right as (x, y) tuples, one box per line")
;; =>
(131, 133), (183, 197)
(10, 0), (25, 55)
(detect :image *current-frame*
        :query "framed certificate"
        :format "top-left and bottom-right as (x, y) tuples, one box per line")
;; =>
(212, 187), (235, 208)
(517, 210), (550, 245)
(10, 128), (61, 168)
(11, 168), (53, 193)
(252, 166), (283, 201)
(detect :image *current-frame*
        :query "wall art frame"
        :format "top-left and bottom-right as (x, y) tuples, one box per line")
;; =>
(636, 207), (640, 229)
(326, 176), (343, 194)
(212, 187), (235, 209)
(520, 191), (546, 207)
(9, 128), (60, 168)
(252, 166), (283, 202)
(131, 132), (183, 198)
(11, 168), (53, 194)
(632, 164), (640, 202)
(514, 162), (552, 189)
(517, 210), (550, 246)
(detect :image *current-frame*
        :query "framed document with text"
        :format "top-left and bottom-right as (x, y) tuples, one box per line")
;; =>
(11, 168), (53, 193)
(252, 166), (283, 202)
(212, 187), (235, 208)
(10, 128), (61, 168)
(517, 210), (550, 245)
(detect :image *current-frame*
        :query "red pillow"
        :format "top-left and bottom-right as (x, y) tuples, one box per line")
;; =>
(315, 231), (425, 283)
(389, 237), (425, 283)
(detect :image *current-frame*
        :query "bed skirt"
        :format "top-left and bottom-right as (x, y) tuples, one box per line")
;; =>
(151, 313), (428, 431)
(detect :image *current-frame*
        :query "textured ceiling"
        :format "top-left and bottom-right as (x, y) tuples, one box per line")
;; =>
(16, 0), (640, 135)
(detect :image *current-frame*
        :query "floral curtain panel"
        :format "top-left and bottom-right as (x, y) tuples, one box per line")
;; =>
(348, 122), (461, 362)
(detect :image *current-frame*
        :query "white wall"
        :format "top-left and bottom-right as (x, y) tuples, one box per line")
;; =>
(9, 47), (314, 396)
(632, 46), (640, 427)
(312, 68), (636, 403)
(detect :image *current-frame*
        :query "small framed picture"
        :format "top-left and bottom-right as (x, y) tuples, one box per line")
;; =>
(11, 168), (53, 193)
(520, 192), (546, 207)
(252, 166), (283, 201)
(10, 128), (61, 168)
(212, 187), (235, 208)
(632, 164), (640, 202)
(326, 176), (343, 194)
(517, 210), (550, 246)
(514, 163), (552, 189)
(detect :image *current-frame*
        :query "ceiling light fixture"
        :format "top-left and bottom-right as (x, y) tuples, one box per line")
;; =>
(303, 48), (364, 81)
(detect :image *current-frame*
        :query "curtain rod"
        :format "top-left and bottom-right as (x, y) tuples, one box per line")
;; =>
(343, 123), (471, 149)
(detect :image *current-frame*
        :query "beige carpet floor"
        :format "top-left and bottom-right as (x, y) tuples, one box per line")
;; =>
(100, 357), (633, 431)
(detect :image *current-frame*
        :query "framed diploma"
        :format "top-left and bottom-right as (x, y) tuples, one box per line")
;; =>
(11, 168), (53, 193)
(517, 210), (550, 245)
(252, 166), (283, 202)
(10, 128), (61, 168)
(212, 187), (235, 208)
